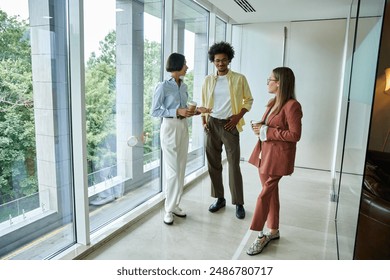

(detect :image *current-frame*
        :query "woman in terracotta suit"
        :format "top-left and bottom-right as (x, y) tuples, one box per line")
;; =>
(246, 67), (303, 255)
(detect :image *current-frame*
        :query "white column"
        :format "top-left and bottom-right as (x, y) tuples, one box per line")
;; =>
(116, 0), (145, 184)
(30, 0), (77, 219)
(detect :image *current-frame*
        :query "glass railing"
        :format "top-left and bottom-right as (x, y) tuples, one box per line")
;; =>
(88, 165), (117, 187)
(0, 190), (50, 233)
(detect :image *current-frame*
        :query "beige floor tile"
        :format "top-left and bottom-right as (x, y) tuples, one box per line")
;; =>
(83, 162), (337, 260)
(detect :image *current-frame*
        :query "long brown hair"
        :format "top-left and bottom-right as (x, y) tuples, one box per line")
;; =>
(268, 67), (296, 114)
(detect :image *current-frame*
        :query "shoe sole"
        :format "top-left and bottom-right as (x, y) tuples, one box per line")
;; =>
(164, 220), (173, 225)
(236, 212), (245, 219)
(268, 236), (280, 241)
(172, 212), (186, 218)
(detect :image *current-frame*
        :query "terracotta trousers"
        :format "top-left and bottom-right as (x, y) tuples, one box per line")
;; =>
(250, 171), (282, 231)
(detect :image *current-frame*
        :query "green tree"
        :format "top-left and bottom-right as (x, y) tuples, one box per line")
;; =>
(85, 31), (116, 178)
(86, 34), (165, 176)
(184, 70), (194, 101)
(0, 10), (35, 204)
(0, 11), (30, 60)
(0, 9), (189, 203)
(84, 35), (164, 174)
(143, 39), (162, 155)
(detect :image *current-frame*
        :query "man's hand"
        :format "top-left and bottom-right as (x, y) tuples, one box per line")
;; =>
(224, 114), (241, 131)
(224, 109), (248, 131)
(203, 123), (210, 134)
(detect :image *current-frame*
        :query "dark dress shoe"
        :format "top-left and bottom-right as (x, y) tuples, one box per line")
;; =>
(236, 205), (245, 219)
(209, 198), (226, 212)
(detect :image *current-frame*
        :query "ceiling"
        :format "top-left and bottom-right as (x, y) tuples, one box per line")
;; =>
(198, 0), (355, 24)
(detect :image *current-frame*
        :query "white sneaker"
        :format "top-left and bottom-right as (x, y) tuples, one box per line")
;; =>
(172, 206), (187, 217)
(164, 212), (173, 225)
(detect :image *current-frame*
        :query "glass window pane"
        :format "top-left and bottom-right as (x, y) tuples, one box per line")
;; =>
(0, 0), (75, 259)
(216, 17), (227, 42)
(84, 0), (163, 233)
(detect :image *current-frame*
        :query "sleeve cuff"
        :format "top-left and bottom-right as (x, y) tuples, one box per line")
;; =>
(259, 125), (268, 141)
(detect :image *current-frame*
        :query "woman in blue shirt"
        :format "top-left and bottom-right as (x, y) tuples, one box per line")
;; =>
(151, 53), (210, 225)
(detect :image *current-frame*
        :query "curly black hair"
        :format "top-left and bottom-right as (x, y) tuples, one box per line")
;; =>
(208, 41), (235, 62)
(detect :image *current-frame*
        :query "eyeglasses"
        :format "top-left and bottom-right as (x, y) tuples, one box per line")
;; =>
(214, 58), (229, 64)
(267, 78), (278, 84)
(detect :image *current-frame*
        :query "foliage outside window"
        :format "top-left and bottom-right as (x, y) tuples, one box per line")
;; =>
(0, 10), (37, 213)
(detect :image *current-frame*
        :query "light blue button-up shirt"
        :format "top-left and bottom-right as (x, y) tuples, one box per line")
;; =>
(151, 77), (188, 118)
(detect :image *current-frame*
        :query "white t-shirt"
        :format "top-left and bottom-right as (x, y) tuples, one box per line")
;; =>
(210, 75), (232, 119)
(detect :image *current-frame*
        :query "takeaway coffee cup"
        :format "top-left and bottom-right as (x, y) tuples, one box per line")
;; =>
(251, 120), (262, 125)
(251, 120), (263, 131)
(187, 101), (197, 113)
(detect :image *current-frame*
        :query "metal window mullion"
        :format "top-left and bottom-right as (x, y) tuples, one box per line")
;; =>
(68, 0), (90, 245)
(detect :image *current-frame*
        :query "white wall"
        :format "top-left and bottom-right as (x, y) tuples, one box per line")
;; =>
(232, 22), (288, 165)
(233, 19), (347, 171)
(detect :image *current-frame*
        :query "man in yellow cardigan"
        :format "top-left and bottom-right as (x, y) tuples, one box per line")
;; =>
(201, 41), (253, 219)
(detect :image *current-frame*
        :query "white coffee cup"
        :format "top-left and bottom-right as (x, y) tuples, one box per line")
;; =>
(187, 101), (197, 113)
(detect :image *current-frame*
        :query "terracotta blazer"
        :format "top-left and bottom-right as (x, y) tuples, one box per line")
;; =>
(259, 99), (303, 176)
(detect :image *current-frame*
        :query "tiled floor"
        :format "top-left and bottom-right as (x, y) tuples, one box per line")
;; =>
(81, 162), (338, 260)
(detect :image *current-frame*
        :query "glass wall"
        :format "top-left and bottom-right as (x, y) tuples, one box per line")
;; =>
(0, 0), (75, 259)
(353, 0), (390, 260)
(335, 0), (385, 259)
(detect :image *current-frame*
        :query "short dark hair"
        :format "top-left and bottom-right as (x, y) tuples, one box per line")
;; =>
(166, 53), (185, 72)
(208, 41), (235, 62)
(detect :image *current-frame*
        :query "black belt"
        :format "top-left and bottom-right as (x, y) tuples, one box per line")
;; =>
(165, 116), (186, 120)
(210, 116), (230, 122)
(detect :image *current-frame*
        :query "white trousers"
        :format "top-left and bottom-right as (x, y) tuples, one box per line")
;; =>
(160, 118), (189, 213)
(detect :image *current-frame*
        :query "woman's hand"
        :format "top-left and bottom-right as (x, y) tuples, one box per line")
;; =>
(177, 108), (193, 118)
(251, 121), (263, 136)
(195, 107), (212, 115)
